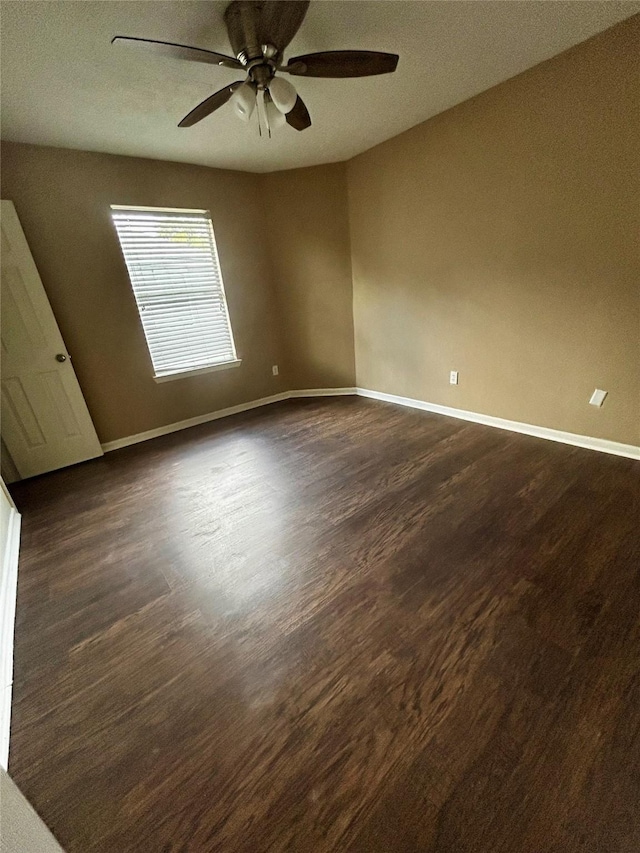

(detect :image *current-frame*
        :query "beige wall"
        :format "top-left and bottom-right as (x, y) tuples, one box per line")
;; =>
(261, 163), (355, 390)
(348, 17), (640, 446)
(0, 144), (356, 445)
(0, 143), (286, 443)
(2, 17), (638, 450)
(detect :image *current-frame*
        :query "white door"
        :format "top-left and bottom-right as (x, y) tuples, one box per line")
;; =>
(1, 201), (102, 479)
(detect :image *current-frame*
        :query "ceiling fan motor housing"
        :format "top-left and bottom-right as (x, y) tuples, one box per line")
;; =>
(225, 1), (271, 65)
(225, 1), (294, 91)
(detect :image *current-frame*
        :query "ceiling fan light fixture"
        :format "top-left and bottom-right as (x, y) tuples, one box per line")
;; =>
(269, 77), (297, 114)
(265, 95), (287, 131)
(114, 1), (400, 135)
(229, 81), (256, 121)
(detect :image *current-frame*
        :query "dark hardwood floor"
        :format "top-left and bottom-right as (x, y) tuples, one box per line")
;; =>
(8, 397), (640, 853)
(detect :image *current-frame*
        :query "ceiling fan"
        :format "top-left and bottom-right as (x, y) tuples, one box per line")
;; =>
(112, 0), (399, 134)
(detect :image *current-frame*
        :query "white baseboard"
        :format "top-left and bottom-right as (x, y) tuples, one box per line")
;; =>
(356, 388), (640, 460)
(290, 387), (357, 398)
(102, 389), (359, 452)
(101, 385), (638, 461)
(0, 503), (21, 771)
(101, 392), (292, 452)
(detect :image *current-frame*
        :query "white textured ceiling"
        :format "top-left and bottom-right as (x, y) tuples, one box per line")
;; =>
(1, 1), (638, 173)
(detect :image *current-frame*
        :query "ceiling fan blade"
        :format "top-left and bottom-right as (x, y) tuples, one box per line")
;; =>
(259, 1), (310, 53)
(285, 95), (311, 131)
(286, 50), (399, 78)
(178, 82), (243, 127)
(111, 36), (242, 70)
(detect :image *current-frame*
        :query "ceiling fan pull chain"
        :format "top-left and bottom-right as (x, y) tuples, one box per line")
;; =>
(256, 88), (269, 139)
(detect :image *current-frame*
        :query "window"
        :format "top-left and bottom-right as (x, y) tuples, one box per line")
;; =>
(111, 206), (239, 381)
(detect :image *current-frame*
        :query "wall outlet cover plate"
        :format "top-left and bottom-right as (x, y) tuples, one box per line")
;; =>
(589, 389), (607, 407)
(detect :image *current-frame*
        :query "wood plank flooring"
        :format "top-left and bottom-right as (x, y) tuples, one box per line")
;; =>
(8, 397), (640, 853)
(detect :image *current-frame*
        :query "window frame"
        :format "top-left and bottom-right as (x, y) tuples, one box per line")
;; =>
(111, 204), (241, 382)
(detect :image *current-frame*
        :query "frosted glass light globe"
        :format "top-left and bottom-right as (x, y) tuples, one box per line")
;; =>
(266, 97), (286, 130)
(269, 77), (297, 114)
(230, 82), (256, 121)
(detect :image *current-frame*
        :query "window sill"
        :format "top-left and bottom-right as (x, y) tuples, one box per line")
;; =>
(153, 359), (242, 383)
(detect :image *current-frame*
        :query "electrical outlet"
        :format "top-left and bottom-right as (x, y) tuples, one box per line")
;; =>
(272, 365), (279, 376)
(449, 371), (458, 385)
(589, 388), (607, 407)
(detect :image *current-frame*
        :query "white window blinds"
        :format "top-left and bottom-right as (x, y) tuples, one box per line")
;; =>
(111, 206), (238, 379)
